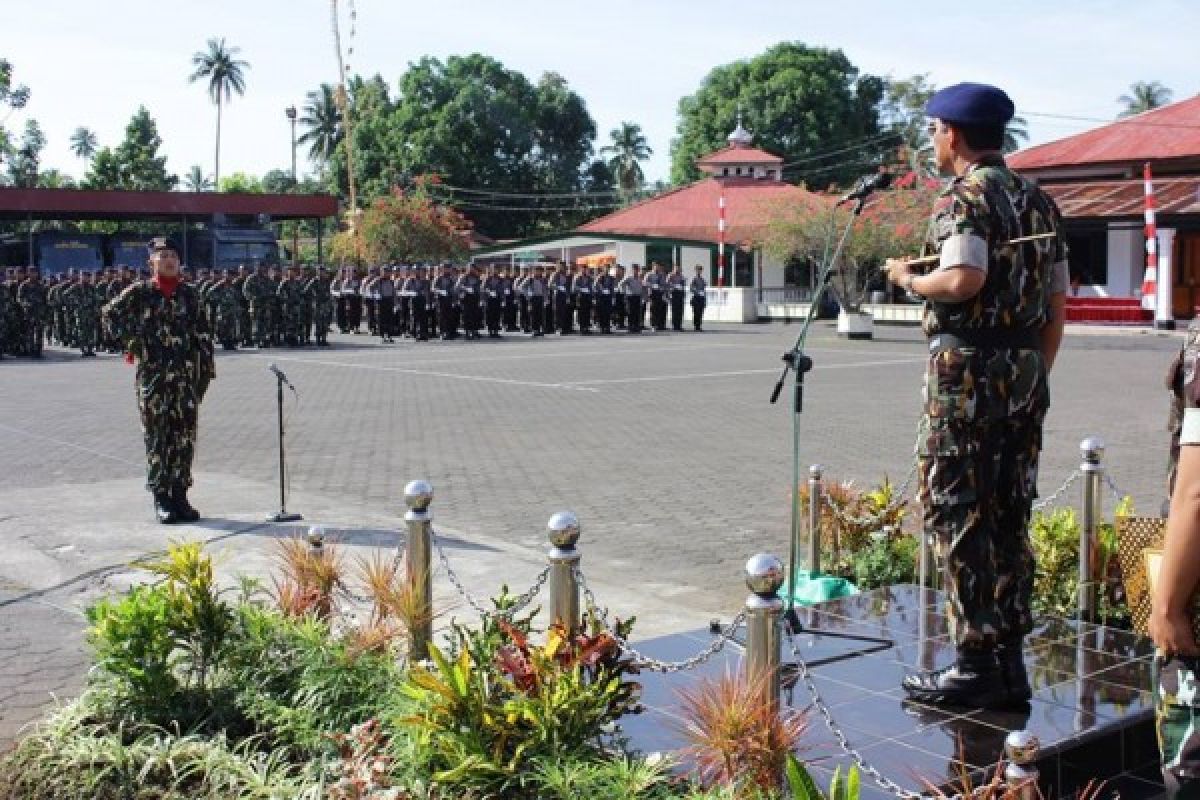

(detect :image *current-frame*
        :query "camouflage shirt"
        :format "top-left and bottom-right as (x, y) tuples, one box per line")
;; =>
(921, 154), (1069, 337)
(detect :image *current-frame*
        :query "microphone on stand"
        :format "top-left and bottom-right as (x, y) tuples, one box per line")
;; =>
(836, 171), (893, 207)
(268, 363), (295, 391)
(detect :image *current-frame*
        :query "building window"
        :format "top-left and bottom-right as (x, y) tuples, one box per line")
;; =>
(723, 167), (729, 176)
(1066, 229), (1108, 286)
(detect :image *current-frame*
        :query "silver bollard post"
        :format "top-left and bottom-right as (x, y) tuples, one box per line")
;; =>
(1004, 730), (1041, 800)
(547, 511), (581, 633)
(404, 480), (434, 662)
(1079, 437), (1105, 622)
(745, 553), (785, 714)
(807, 465), (823, 575)
(307, 525), (326, 554)
(918, 530), (934, 589)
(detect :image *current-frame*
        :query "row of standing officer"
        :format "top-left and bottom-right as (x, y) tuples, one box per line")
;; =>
(328, 261), (710, 342)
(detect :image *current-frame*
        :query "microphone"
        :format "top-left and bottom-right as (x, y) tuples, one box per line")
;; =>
(268, 363), (294, 390)
(836, 171), (892, 206)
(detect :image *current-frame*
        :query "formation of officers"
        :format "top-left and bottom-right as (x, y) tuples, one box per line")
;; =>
(0, 259), (711, 357)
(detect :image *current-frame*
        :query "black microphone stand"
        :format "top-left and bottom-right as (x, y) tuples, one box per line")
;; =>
(267, 370), (303, 523)
(766, 193), (894, 662)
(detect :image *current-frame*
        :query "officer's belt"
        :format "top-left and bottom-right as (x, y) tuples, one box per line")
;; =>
(929, 328), (1040, 353)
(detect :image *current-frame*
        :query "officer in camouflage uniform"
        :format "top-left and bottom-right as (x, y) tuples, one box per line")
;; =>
(1154, 318), (1200, 795)
(277, 264), (307, 346)
(103, 237), (214, 525)
(17, 266), (48, 358)
(207, 270), (241, 350)
(885, 83), (1068, 710)
(307, 266), (333, 347)
(68, 270), (102, 357)
(243, 262), (274, 348)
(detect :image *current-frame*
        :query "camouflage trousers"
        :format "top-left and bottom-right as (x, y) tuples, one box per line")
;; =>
(919, 346), (1049, 647)
(1156, 654), (1200, 797)
(77, 319), (99, 353)
(250, 305), (271, 346)
(137, 376), (200, 494)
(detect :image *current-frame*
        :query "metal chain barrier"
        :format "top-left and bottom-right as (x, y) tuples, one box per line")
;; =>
(575, 565), (747, 674)
(821, 456), (920, 531)
(1031, 469), (1080, 512)
(784, 629), (991, 800)
(1103, 473), (1127, 507)
(431, 525), (549, 620)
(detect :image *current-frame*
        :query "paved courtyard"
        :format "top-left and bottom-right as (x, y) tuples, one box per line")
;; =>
(0, 320), (1183, 746)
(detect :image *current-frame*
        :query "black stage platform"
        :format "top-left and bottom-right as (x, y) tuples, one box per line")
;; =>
(620, 585), (1163, 799)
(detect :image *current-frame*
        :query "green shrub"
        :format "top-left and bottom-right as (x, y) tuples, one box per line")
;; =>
(850, 534), (918, 590)
(1030, 497), (1133, 625)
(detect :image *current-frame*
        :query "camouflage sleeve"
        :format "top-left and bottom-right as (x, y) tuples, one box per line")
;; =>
(102, 283), (143, 356)
(933, 185), (990, 273)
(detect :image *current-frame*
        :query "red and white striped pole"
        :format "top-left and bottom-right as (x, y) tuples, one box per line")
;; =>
(717, 189), (727, 287)
(1141, 162), (1158, 312)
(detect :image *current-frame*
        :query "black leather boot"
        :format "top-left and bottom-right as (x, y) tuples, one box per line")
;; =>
(996, 638), (1032, 707)
(171, 484), (200, 523)
(902, 647), (1001, 709)
(153, 490), (181, 524)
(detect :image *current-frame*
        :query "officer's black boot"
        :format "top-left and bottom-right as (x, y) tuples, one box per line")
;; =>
(171, 484), (201, 523)
(153, 490), (181, 525)
(901, 646), (1001, 709)
(996, 637), (1032, 707)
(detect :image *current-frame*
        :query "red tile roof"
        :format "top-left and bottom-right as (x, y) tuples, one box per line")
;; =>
(577, 177), (823, 243)
(696, 145), (783, 166)
(1009, 95), (1200, 170)
(1042, 175), (1200, 218)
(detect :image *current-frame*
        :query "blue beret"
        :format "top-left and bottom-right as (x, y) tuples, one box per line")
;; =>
(147, 236), (181, 255)
(925, 82), (1014, 127)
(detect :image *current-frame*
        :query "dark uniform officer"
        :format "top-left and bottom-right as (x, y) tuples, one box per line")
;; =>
(483, 265), (505, 338)
(103, 237), (215, 524)
(595, 267), (617, 334)
(667, 265), (687, 331)
(885, 83), (1068, 709)
(618, 265), (645, 334)
(646, 262), (668, 331)
(456, 264), (483, 340)
(573, 266), (595, 334)
(689, 266), (708, 331)
(502, 267), (519, 332)
(524, 264), (547, 336)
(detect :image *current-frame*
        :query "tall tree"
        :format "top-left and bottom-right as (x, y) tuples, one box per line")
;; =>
(83, 107), (176, 190)
(1118, 81), (1173, 118)
(262, 168), (295, 194)
(6, 119), (45, 187)
(670, 42), (886, 187)
(599, 122), (652, 193)
(183, 164), (213, 191)
(335, 55), (599, 238)
(298, 83), (341, 167)
(70, 126), (98, 160)
(0, 58), (31, 174)
(1003, 115), (1029, 154)
(880, 74), (937, 176)
(188, 37), (249, 186)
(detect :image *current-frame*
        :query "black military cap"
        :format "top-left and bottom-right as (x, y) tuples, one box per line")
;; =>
(148, 236), (181, 255)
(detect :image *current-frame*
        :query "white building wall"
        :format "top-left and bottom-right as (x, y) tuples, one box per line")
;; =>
(1106, 226), (1140, 298)
(759, 250), (786, 287)
(680, 245), (711, 271)
(614, 241), (646, 266)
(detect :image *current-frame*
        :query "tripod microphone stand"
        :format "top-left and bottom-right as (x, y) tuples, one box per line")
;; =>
(267, 363), (303, 523)
(767, 189), (895, 661)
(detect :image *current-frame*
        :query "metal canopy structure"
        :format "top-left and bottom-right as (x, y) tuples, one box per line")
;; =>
(0, 187), (337, 221)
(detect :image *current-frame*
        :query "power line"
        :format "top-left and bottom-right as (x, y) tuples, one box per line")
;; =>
(436, 184), (654, 199)
(777, 131), (903, 168)
(1019, 108), (1200, 131)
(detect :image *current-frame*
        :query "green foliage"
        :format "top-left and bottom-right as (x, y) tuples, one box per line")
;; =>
(532, 754), (672, 799)
(349, 183), (472, 264)
(1030, 496), (1134, 624)
(82, 106), (177, 190)
(5, 118), (45, 187)
(852, 533), (918, 590)
(599, 121), (653, 194)
(670, 42), (886, 187)
(1118, 80), (1173, 118)
(86, 584), (181, 713)
(218, 171), (264, 193)
(784, 754), (859, 800)
(400, 612), (642, 797)
(325, 57), (601, 238)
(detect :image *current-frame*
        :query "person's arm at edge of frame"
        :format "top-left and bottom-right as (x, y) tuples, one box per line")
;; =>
(1040, 289), (1066, 372)
(1151, 443), (1200, 656)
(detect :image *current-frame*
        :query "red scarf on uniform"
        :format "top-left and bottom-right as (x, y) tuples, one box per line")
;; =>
(153, 274), (180, 299)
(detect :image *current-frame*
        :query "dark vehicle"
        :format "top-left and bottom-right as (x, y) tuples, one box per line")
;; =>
(36, 231), (105, 274)
(186, 214), (282, 269)
(108, 233), (150, 268)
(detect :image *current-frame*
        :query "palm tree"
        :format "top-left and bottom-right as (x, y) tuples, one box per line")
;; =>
(1003, 115), (1029, 154)
(69, 126), (97, 161)
(188, 37), (249, 186)
(183, 164), (213, 192)
(599, 122), (653, 194)
(1118, 81), (1173, 118)
(297, 83), (342, 167)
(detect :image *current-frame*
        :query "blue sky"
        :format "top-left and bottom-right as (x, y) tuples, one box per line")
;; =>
(6, 0), (1197, 185)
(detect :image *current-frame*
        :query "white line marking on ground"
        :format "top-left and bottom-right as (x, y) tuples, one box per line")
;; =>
(259, 340), (748, 367)
(0, 423), (142, 467)
(560, 357), (925, 386)
(257, 355), (601, 393)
